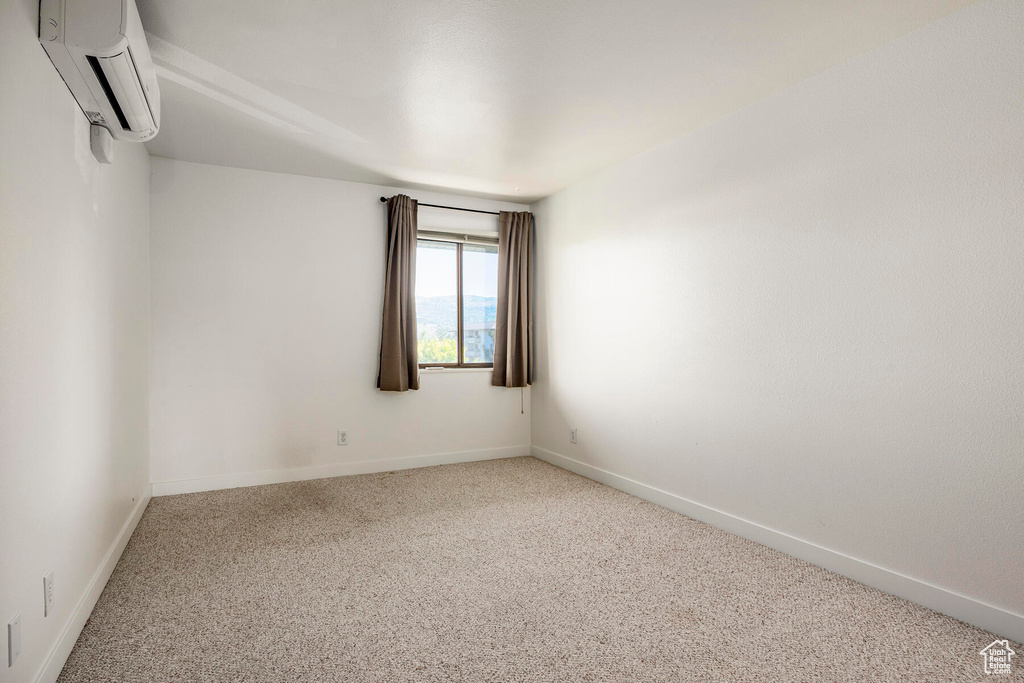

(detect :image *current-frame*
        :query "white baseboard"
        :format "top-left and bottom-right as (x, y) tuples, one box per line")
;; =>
(151, 446), (532, 497)
(33, 484), (152, 683)
(531, 446), (1024, 644)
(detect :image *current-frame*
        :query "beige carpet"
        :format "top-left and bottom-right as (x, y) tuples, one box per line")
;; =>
(59, 457), (1020, 682)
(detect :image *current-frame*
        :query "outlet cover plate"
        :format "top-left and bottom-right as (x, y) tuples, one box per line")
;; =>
(44, 569), (54, 617)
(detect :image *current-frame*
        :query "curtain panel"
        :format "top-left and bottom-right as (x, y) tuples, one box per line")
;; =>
(377, 194), (420, 392)
(492, 211), (533, 388)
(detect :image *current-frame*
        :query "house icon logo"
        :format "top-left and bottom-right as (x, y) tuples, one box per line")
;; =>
(980, 639), (1015, 675)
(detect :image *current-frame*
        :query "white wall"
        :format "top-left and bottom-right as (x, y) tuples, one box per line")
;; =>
(149, 158), (530, 490)
(0, 0), (152, 680)
(531, 0), (1023, 635)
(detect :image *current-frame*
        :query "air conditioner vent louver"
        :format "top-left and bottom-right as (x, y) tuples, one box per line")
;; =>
(86, 55), (130, 131)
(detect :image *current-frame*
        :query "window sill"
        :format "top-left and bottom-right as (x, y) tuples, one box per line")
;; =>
(419, 366), (493, 374)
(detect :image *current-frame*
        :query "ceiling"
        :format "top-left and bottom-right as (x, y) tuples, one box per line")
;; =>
(138, 0), (974, 203)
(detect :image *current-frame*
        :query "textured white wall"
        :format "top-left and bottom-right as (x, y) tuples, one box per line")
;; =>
(0, 0), (152, 680)
(531, 0), (1023, 620)
(149, 159), (530, 486)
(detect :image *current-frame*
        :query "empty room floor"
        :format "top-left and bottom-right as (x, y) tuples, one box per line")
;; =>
(58, 458), (1019, 682)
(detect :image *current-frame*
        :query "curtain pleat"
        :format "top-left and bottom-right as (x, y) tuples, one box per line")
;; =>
(377, 195), (419, 391)
(492, 211), (533, 388)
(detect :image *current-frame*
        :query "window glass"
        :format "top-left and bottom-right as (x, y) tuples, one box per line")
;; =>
(415, 240), (458, 364)
(462, 244), (498, 364)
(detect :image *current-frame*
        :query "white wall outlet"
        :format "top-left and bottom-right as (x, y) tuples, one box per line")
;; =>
(569, 428), (578, 445)
(44, 569), (54, 617)
(337, 430), (348, 446)
(7, 613), (20, 667)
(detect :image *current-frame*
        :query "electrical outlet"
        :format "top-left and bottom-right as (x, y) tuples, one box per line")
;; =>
(337, 430), (348, 446)
(7, 613), (20, 667)
(569, 428), (578, 445)
(44, 570), (54, 617)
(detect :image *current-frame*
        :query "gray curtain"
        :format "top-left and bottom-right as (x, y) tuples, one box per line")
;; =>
(492, 211), (533, 388)
(377, 195), (419, 392)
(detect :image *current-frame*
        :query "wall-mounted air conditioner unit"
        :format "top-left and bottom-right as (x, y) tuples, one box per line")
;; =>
(39, 0), (160, 142)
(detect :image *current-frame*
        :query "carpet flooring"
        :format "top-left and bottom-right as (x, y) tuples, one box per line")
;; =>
(59, 457), (1020, 682)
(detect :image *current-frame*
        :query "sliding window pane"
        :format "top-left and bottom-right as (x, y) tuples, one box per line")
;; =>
(415, 240), (458, 364)
(462, 243), (498, 364)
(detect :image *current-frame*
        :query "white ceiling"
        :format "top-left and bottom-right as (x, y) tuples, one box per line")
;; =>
(138, 0), (974, 202)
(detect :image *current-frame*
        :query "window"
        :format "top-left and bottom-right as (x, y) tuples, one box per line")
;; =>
(415, 236), (498, 368)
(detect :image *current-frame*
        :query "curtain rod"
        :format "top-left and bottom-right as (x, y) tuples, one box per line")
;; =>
(379, 196), (499, 216)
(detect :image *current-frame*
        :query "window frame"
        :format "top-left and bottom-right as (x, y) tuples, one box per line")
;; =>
(416, 233), (498, 370)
